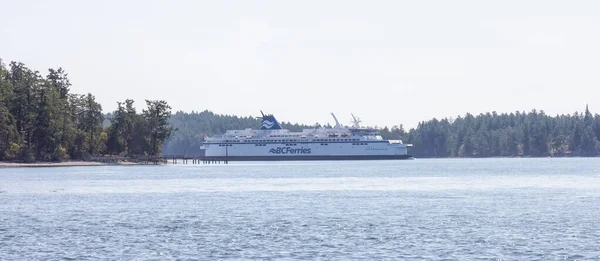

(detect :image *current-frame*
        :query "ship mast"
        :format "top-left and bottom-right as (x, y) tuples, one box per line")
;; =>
(351, 113), (361, 128)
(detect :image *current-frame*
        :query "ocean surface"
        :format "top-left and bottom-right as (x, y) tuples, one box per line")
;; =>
(1, 158), (599, 260)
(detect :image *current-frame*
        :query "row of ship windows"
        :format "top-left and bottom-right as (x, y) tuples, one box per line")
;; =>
(220, 143), (368, 147)
(211, 138), (361, 143)
(316, 143), (368, 146)
(314, 139), (360, 142)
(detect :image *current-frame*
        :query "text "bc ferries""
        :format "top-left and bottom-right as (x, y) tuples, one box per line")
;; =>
(269, 147), (312, 154)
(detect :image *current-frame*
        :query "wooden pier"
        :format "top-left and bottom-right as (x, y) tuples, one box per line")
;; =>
(91, 155), (229, 165)
(162, 155), (229, 164)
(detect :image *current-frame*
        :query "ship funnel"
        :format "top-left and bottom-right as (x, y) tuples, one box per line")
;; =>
(260, 112), (282, 130)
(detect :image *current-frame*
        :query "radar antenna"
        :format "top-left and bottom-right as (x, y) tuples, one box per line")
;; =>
(331, 113), (342, 128)
(351, 113), (361, 128)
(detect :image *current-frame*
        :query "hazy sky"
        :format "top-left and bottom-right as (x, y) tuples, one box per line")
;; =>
(1, 0), (599, 128)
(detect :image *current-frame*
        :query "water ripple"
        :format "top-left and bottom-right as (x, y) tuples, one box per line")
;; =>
(1, 159), (599, 260)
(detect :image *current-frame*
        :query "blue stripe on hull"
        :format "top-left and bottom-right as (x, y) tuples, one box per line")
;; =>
(200, 155), (413, 161)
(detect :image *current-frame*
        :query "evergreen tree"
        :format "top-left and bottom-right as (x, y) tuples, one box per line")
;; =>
(32, 79), (61, 160)
(46, 67), (73, 149)
(143, 100), (173, 155)
(0, 60), (19, 159)
(73, 93), (104, 156)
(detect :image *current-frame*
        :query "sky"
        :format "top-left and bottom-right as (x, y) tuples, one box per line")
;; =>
(1, 0), (599, 128)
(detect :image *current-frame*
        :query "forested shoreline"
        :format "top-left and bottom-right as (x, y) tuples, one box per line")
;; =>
(2, 59), (599, 162)
(404, 108), (600, 158)
(163, 108), (600, 158)
(0, 59), (173, 162)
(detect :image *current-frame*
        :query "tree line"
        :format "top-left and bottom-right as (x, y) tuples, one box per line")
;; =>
(0, 59), (173, 162)
(404, 108), (600, 157)
(3, 59), (599, 160)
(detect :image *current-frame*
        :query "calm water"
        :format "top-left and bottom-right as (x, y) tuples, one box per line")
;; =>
(1, 158), (599, 260)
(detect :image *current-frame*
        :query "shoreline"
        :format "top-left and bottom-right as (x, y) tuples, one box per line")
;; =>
(0, 161), (150, 168)
(2, 156), (597, 168)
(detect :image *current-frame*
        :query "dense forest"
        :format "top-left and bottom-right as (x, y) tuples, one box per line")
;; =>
(0, 59), (173, 162)
(405, 108), (600, 158)
(163, 109), (600, 158)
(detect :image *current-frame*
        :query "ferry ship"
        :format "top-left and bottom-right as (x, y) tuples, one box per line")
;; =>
(200, 112), (413, 161)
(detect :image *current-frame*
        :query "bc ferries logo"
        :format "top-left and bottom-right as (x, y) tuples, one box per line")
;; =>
(269, 147), (312, 154)
(262, 120), (275, 129)
(260, 114), (282, 130)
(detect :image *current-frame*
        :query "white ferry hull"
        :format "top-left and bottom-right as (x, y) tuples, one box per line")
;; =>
(202, 142), (412, 160)
(201, 154), (412, 161)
